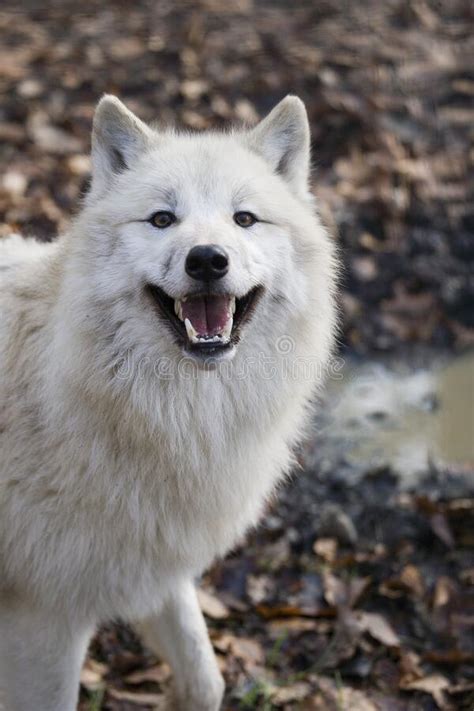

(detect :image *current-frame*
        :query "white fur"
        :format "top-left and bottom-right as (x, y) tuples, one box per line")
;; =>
(0, 96), (337, 710)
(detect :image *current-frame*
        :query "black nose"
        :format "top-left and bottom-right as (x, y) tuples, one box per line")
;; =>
(185, 244), (229, 281)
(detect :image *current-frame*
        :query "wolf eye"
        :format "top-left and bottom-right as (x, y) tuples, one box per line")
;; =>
(234, 211), (257, 228)
(150, 211), (176, 229)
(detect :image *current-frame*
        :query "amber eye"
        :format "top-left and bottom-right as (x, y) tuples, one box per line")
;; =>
(150, 211), (177, 229)
(234, 211), (258, 228)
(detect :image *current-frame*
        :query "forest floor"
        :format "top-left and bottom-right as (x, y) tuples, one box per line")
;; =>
(0, 1), (473, 709)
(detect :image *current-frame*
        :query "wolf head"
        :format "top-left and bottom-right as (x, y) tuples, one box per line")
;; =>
(70, 95), (336, 373)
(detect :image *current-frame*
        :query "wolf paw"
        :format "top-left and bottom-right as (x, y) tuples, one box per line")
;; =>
(174, 671), (225, 711)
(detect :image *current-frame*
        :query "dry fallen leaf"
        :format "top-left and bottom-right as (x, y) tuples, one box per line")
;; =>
(459, 567), (474, 585)
(124, 663), (171, 685)
(423, 649), (474, 665)
(80, 658), (108, 691)
(303, 676), (379, 711)
(430, 512), (455, 548)
(433, 575), (456, 608)
(272, 681), (312, 705)
(313, 537), (338, 562)
(197, 588), (230, 620)
(246, 573), (273, 604)
(323, 572), (371, 609)
(399, 564), (425, 598)
(108, 687), (167, 707)
(323, 571), (347, 608)
(228, 636), (264, 667)
(400, 673), (453, 710)
(353, 611), (400, 648)
(256, 603), (322, 619)
(213, 632), (265, 672)
(336, 686), (380, 711)
(268, 617), (321, 637)
(27, 114), (82, 154)
(399, 650), (424, 685)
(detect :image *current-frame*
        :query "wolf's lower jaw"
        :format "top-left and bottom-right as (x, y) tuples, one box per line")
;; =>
(146, 283), (263, 359)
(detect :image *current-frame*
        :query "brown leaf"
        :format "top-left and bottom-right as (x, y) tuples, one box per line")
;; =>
(353, 611), (400, 648)
(180, 79), (209, 101)
(108, 687), (167, 707)
(234, 99), (259, 123)
(256, 603), (323, 619)
(347, 576), (372, 608)
(268, 617), (322, 637)
(323, 572), (347, 608)
(80, 658), (108, 691)
(423, 649), (474, 666)
(446, 498), (474, 514)
(400, 673), (452, 710)
(399, 564), (425, 598)
(212, 632), (264, 672)
(303, 677), (379, 710)
(399, 650), (424, 685)
(246, 574), (273, 604)
(337, 688), (382, 711)
(460, 568), (474, 585)
(448, 680), (474, 695)
(2, 171), (27, 199)
(28, 114), (82, 154)
(215, 590), (249, 612)
(227, 636), (264, 666)
(318, 504), (358, 545)
(66, 155), (91, 176)
(380, 565), (426, 600)
(323, 572), (371, 609)
(430, 513), (455, 548)
(272, 681), (312, 705)
(124, 663), (171, 685)
(197, 588), (230, 620)
(433, 576), (456, 608)
(313, 537), (338, 562)
(352, 256), (377, 281)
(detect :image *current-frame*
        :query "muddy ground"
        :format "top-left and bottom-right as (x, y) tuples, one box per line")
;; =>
(0, 1), (473, 709)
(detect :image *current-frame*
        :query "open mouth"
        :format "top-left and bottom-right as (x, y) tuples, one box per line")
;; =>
(146, 284), (263, 357)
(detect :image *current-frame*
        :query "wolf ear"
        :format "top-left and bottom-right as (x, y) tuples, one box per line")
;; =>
(246, 96), (311, 198)
(90, 95), (153, 200)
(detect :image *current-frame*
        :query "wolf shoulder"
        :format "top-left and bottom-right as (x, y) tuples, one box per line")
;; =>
(0, 233), (62, 344)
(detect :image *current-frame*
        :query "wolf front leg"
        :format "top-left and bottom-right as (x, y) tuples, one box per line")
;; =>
(136, 580), (225, 711)
(0, 602), (93, 711)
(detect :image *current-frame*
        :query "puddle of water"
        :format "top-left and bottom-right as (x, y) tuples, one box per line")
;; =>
(436, 354), (474, 464)
(322, 352), (474, 482)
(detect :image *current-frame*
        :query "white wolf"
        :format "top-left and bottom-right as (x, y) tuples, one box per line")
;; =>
(0, 95), (337, 710)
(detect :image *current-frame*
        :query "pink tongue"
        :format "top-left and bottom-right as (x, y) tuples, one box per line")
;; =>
(181, 295), (230, 337)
